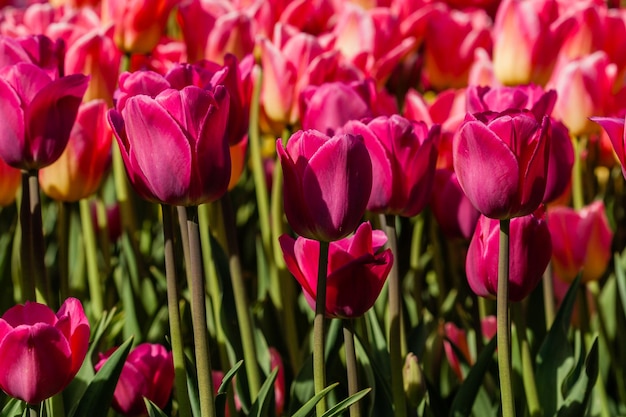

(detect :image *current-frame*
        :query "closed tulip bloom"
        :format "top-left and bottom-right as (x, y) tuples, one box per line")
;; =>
(279, 222), (393, 318)
(547, 201), (612, 283)
(466, 211), (552, 302)
(342, 115), (439, 217)
(277, 130), (372, 241)
(0, 298), (90, 404)
(95, 343), (174, 416)
(430, 169), (480, 240)
(40, 99), (111, 202)
(0, 62), (88, 170)
(592, 116), (626, 178)
(453, 110), (551, 219)
(108, 72), (231, 206)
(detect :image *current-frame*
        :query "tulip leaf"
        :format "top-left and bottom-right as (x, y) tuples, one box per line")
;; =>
(1, 397), (23, 417)
(614, 252), (626, 323)
(557, 337), (599, 417)
(249, 368), (278, 417)
(144, 398), (169, 417)
(321, 388), (371, 417)
(215, 360), (243, 417)
(68, 337), (133, 417)
(448, 335), (497, 417)
(291, 383), (339, 417)
(536, 275), (581, 417)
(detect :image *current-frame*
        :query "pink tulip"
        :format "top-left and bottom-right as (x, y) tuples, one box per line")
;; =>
(453, 110), (551, 219)
(443, 316), (496, 381)
(279, 222), (393, 318)
(492, 0), (574, 86)
(0, 62), (88, 170)
(547, 201), (613, 283)
(0, 298), (90, 404)
(342, 115), (439, 217)
(592, 116), (626, 179)
(277, 129), (372, 241)
(39, 99), (112, 202)
(430, 169), (480, 240)
(108, 67), (231, 206)
(95, 343), (174, 416)
(101, 0), (178, 54)
(466, 211), (552, 302)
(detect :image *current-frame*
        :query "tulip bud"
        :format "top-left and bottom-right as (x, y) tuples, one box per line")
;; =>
(466, 211), (552, 302)
(403, 353), (426, 407)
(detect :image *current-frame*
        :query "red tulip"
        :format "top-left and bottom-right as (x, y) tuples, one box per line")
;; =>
(0, 298), (90, 404)
(0, 157), (21, 207)
(453, 110), (551, 219)
(547, 201), (613, 283)
(108, 68), (231, 206)
(342, 115), (439, 217)
(40, 99), (112, 202)
(466, 211), (552, 302)
(279, 222), (393, 318)
(592, 116), (626, 178)
(277, 129), (372, 241)
(430, 169), (480, 240)
(95, 343), (174, 416)
(444, 316), (496, 381)
(0, 62), (88, 170)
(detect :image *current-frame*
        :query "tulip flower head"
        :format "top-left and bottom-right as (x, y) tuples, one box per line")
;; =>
(453, 110), (551, 219)
(277, 129), (372, 242)
(592, 116), (626, 179)
(466, 211), (552, 302)
(279, 222), (393, 318)
(95, 343), (174, 416)
(0, 298), (90, 404)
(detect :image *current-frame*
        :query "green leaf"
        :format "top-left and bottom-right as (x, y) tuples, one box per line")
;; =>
(0, 397), (23, 417)
(321, 388), (371, 417)
(248, 368), (278, 417)
(615, 252), (626, 323)
(215, 360), (243, 417)
(144, 398), (169, 417)
(68, 337), (133, 417)
(291, 383), (339, 417)
(448, 335), (497, 417)
(557, 337), (599, 417)
(536, 275), (581, 417)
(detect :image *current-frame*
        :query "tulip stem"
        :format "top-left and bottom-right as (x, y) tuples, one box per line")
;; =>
(572, 136), (584, 210)
(343, 319), (361, 417)
(542, 262), (555, 329)
(79, 199), (103, 319)
(161, 205), (192, 417)
(220, 195), (262, 400)
(513, 303), (540, 417)
(380, 214), (407, 417)
(19, 171), (35, 302)
(314, 240), (330, 417)
(497, 219), (515, 417)
(187, 206), (216, 417)
(57, 202), (70, 302)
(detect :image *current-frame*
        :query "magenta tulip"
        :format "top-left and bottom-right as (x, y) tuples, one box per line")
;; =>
(453, 110), (551, 219)
(430, 169), (480, 240)
(0, 298), (90, 404)
(277, 129), (372, 241)
(279, 222), (393, 318)
(342, 115), (439, 217)
(466, 211), (552, 302)
(95, 343), (174, 416)
(592, 116), (626, 179)
(0, 62), (88, 170)
(108, 68), (231, 206)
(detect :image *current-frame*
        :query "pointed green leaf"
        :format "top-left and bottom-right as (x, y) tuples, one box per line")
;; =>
(144, 398), (169, 417)
(249, 368), (278, 417)
(69, 337), (133, 417)
(215, 360), (243, 417)
(557, 337), (599, 417)
(291, 383), (339, 417)
(321, 388), (371, 417)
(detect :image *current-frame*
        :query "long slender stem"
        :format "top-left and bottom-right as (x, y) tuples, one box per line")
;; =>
(542, 262), (555, 330)
(177, 206), (193, 291)
(343, 319), (361, 417)
(28, 170), (50, 305)
(161, 205), (192, 417)
(380, 214), (407, 417)
(79, 199), (103, 319)
(187, 206), (216, 417)
(314, 240), (330, 417)
(220, 195), (261, 400)
(572, 136), (584, 210)
(19, 171), (35, 302)
(513, 303), (539, 417)
(497, 219), (515, 417)
(57, 202), (70, 302)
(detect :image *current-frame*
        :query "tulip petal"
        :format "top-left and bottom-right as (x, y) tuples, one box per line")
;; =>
(55, 298), (90, 376)
(592, 116), (626, 177)
(0, 323), (72, 404)
(454, 121), (519, 218)
(0, 79), (25, 168)
(1, 301), (57, 327)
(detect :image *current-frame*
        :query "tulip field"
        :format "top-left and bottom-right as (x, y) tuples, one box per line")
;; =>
(2, 0), (626, 416)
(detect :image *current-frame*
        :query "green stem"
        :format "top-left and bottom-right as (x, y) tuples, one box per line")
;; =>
(27, 170), (50, 305)
(380, 214), (407, 417)
(343, 319), (361, 417)
(25, 403), (39, 417)
(79, 199), (103, 319)
(542, 262), (555, 330)
(177, 206), (193, 291)
(248, 63), (271, 252)
(19, 171), (35, 302)
(161, 205), (192, 417)
(314, 241), (330, 417)
(512, 303), (539, 417)
(57, 201), (70, 302)
(572, 136), (584, 210)
(220, 195), (261, 400)
(187, 206), (216, 417)
(410, 214), (425, 315)
(497, 219), (515, 417)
